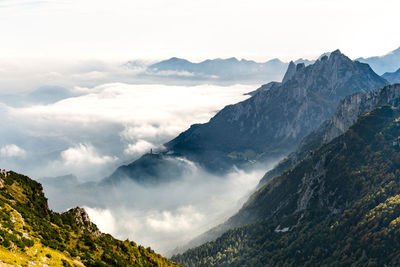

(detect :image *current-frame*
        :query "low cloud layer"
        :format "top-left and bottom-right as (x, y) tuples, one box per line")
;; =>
(0, 70), (272, 255)
(0, 82), (252, 181)
(41, 160), (278, 255)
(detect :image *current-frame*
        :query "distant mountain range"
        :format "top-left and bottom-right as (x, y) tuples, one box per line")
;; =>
(108, 50), (387, 184)
(124, 56), (315, 85)
(382, 67), (400, 83)
(144, 57), (314, 83)
(357, 46), (400, 75)
(173, 104), (400, 266)
(124, 46), (400, 84)
(0, 85), (75, 107)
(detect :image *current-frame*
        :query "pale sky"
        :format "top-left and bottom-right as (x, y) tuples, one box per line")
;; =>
(0, 0), (399, 62)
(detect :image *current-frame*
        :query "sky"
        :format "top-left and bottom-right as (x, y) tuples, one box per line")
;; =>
(0, 0), (399, 62)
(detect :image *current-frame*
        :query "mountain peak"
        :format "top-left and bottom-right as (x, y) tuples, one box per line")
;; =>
(161, 50), (387, 174)
(62, 207), (101, 237)
(331, 49), (342, 55)
(282, 61), (296, 83)
(167, 57), (191, 63)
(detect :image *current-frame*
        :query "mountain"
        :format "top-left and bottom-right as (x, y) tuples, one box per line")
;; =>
(0, 86), (74, 107)
(108, 50), (387, 184)
(26, 86), (75, 104)
(173, 105), (400, 266)
(146, 57), (289, 82)
(382, 68), (400, 84)
(174, 83), (400, 254)
(259, 83), (400, 187)
(357, 46), (400, 75)
(105, 153), (195, 185)
(0, 170), (178, 266)
(164, 51), (387, 171)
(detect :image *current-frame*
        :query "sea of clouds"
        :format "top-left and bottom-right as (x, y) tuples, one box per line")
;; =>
(0, 59), (282, 255)
(0, 82), (253, 180)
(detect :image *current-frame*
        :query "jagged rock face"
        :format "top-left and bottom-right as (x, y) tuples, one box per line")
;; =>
(321, 83), (400, 142)
(166, 50), (387, 172)
(282, 61), (296, 83)
(259, 83), (400, 187)
(62, 207), (101, 238)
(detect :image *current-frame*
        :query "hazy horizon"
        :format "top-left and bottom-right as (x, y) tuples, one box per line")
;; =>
(1, 0), (399, 62)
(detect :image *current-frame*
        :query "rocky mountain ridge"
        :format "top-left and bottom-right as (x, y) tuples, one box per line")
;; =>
(259, 83), (400, 187)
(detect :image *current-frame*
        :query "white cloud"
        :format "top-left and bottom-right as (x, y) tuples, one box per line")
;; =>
(44, 161), (280, 255)
(84, 206), (116, 235)
(61, 143), (117, 166)
(124, 140), (154, 155)
(0, 144), (26, 158)
(1, 83), (252, 180)
(150, 70), (195, 77)
(146, 206), (204, 233)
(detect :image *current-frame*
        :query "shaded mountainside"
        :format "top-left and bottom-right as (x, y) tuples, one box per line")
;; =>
(383, 68), (400, 84)
(173, 84), (400, 252)
(173, 106), (400, 266)
(105, 153), (195, 185)
(0, 170), (178, 266)
(164, 50), (387, 172)
(259, 83), (400, 187)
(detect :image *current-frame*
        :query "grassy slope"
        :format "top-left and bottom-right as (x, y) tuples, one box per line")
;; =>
(0, 171), (179, 267)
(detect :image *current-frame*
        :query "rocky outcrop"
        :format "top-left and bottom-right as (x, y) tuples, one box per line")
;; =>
(62, 207), (101, 238)
(282, 61), (296, 83)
